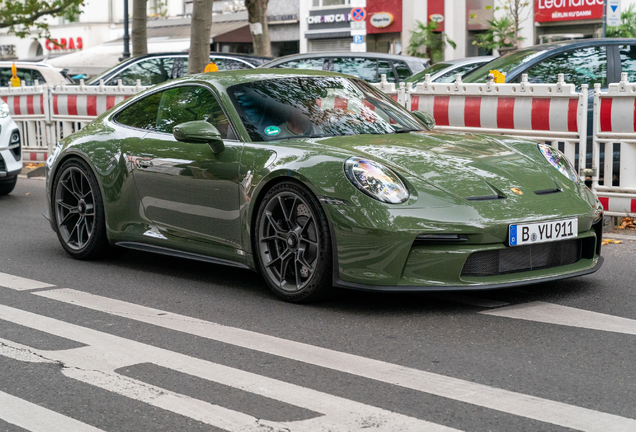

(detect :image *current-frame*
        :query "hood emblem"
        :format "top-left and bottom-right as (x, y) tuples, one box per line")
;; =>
(510, 187), (523, 195)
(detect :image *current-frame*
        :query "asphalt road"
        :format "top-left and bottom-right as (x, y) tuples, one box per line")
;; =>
(1, 177), (635, 432)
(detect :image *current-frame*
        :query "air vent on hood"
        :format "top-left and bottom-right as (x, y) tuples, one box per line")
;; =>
(533, 188), (562, 196)
(465, 194), (506, 201)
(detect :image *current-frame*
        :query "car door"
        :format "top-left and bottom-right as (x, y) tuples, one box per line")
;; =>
(126, 84), (244, 252)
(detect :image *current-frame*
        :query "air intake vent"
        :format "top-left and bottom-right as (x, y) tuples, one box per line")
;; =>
(534, 188), (562, 196)
(461, 239), (582, 277)
(465, 194), (506, 201)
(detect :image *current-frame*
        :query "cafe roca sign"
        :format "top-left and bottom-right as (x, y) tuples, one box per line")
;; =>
(535, 0), (603, 23)
(307, 13), (350, 24)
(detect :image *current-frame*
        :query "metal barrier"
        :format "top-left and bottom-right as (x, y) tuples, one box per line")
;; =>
(0, 80), (147, 161)
(592, 73), (636, 217)
(377, 73), (589, 176)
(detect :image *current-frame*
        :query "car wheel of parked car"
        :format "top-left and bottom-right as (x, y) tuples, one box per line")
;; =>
(52, 158), (110, 260)
(255, 182), (333, 303)
(0, 177), (17, 196)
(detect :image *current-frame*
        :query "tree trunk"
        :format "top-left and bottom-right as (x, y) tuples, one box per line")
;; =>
(132, 0), (147, 56)
(188, 0), (213, 74)
(245, 0), (272, 57)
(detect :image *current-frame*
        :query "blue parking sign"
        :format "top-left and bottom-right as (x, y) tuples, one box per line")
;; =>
(353, 35), (364, 44)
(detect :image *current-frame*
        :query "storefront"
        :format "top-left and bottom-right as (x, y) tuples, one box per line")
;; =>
(534, 0), (604, 43)
(366, 0), (403, 54)
(305, 7), (353, 52)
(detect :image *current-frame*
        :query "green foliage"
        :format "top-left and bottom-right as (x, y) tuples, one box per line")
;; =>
(473, 16), (519, 51)
(407, 20), (456, 64)
(607, 4), (636, 38)
(0, 0), (84, 39)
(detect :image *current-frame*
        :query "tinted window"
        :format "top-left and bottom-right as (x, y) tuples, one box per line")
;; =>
(181, 57), (251, 73)
(108, 57), (175, 86)
(155, 86), (230, 139)
(393, 61), (412, 81)
(524, 46), (607, 87)
(463, 49), (548, 83)
(435, 63), (486, 83)
(0, 68), (46, 86)
(378, 60), (396, 83)
(619, 45), (636, 82)
(274, 58), (325, 70)
(116, 92), (162, 130)
(332, 57), (377, 81)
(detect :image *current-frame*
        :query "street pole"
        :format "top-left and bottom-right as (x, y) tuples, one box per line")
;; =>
(123, 0), (131, 58)
(602, 0), (607, 38)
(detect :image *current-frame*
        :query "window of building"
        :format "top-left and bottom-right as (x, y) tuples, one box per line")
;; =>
(312, 0), (350, 6)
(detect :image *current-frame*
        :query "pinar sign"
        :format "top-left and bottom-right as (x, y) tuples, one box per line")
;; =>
(45, 37), (83, 51)
(535, 0), (603, 23)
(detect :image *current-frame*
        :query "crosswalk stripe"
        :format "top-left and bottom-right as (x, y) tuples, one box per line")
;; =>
(0, 305), (460, 432)
(481, 301), (636, 335)
(35, 288), (636, 432)
(0, 390), (106, 432)
(0, 272), (54, 291)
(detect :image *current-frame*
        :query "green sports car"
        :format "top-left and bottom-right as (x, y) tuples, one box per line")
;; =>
(45, 70), (604, 302)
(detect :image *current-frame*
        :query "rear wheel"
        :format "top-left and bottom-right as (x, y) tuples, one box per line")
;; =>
(255, 182), (334, 303)
(51, 158), (111, 260)
(0, 177), (17, 196)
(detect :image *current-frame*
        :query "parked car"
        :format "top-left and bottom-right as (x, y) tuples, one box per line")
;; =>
(0, 102), (22, 195)
(0, 61), (74, 87)
(46, 69), (603, 303)
(85, 52), (271, 86)
(405, 56), (495, 84)
(463, 38), (636, 186)
(259, 52), (429, 83)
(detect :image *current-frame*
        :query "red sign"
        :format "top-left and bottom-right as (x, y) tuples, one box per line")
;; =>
(351, 7), (366, 22)
(45, 37), (83, 51)
(427, 0), (445, 32)
(535, 0), (603, 23)
(366, 0), (402, 35)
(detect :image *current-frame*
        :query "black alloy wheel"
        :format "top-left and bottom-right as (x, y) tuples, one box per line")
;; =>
(52, 158), (110, 259)
(255, 182), (333, 302)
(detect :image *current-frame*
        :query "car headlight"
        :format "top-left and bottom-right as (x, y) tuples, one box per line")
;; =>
(0, 102), (9, 118)
(538, 144), (579, 183)
(344, 157), (409, 204)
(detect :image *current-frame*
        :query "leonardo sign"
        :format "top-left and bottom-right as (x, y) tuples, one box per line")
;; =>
(535, 0), (603, 23)
(370, 12), (394, 28)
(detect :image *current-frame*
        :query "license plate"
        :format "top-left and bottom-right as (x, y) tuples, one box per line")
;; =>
(509, 218), (578, 247)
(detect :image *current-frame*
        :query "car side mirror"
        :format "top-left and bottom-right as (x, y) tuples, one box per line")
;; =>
(412, 110), (435, 131)
(173, 121), (225, 154)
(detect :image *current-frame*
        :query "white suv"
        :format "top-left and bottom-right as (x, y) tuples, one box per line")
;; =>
(0, 102), (22, 195)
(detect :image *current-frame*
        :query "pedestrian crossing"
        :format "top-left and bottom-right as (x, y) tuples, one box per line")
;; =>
(0, 271), (635, 431)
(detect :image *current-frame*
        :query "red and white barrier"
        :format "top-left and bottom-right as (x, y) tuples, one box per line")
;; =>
(591, 73), (636, 217)
(0, 79), (147, 160)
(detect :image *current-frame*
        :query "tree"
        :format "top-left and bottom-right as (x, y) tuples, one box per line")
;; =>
(188, 0), (213, 74)
(0, 0), (84, 39)
(245, 0), (271, 57)
(472, 0), (529, 52)
(607, 4), (636, 38)
(132, 0), (148, 57)
(406, 20), (455, 64)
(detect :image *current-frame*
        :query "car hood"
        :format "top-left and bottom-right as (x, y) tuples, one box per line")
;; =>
(315, 131), (561, 201)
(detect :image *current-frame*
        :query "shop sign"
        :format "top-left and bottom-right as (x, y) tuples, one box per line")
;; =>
(307, 14), (350, 24)
(370, 12), (394, 28)
(45, 37), (83, 51)
(535, 0), (603, 23)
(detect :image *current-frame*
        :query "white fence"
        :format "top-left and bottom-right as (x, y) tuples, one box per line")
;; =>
(0, 80), (147, 161)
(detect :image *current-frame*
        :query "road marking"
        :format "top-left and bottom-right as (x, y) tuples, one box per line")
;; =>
(0, 389), (105, 432)
(481, 301), (636, 335)
(0, 305), (460, 432)
(430, 293), (510, 308)
(35, 288), (636, 432)
(0, 272), (54, 291)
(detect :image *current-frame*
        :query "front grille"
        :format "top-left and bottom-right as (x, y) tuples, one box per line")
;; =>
(461, 239), (582, 277)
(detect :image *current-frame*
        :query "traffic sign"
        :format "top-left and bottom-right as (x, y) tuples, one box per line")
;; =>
(351, 7), (366, 22)
(607, 0), (621, 27)
(350, 20), (366, 36)
(350, 42), (367, 53)
(353, 35), (364, 44)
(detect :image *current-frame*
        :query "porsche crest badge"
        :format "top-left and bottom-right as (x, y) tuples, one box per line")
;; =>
(510, 187), (523, 195)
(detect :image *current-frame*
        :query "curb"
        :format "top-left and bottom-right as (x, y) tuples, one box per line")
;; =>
(603, 233), (636, 241)
(18, 174), (46, 181)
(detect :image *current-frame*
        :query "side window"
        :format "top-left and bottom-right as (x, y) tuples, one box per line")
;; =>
(378, 60), (396, 83)
(155, 86), (230, 139)
(393, 61), (412, 81)
(108, 58), (175, 86)
(274, 58), (325, 70)
(619, 45), (636, 82)
(524, 46), (607, 87)
(332, 57), (377, 82)
(30, 69), (46, 85)
(436, 63), (483, 83)
(115, 92), (162, 131)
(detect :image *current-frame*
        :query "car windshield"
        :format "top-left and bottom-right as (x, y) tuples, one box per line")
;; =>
(227, 76), (425, 142)
(405, 63), (452, 83)
(462, 49), (548, 83)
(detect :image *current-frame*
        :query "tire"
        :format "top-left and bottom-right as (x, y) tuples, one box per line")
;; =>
(0, 177), (17, 196)
(254, 181), (334, 303)
(51, 158), (111, 260)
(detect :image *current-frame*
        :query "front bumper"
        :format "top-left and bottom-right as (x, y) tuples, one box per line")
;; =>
(0, 116), (22, 178)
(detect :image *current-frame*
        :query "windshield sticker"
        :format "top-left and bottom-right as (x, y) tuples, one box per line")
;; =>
(265, 126), (281, 136)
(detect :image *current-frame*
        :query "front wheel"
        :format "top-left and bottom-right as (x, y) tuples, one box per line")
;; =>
(254, 182), (334, 303)
(0, 177), (17, 196)
(51, 158), (111, 260)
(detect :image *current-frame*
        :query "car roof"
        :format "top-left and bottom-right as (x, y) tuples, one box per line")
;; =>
(260, 52), (428, 67)
(437, 56), (496, 66)
(0, 61), (59, 69)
